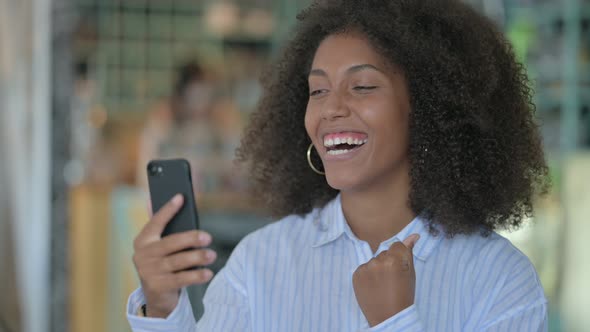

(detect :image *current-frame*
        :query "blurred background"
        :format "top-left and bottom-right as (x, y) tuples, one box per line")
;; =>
(0, 0), (588, 331)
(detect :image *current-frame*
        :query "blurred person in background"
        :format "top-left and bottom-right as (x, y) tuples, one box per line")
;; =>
(137, 60), (239, 199)
(128, 0), (551, 331)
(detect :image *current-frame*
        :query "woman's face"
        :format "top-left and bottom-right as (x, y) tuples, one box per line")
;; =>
(305, 33), (411, 192)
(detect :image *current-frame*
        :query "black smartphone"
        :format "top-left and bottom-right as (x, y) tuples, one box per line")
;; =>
(147, 159), (200, 237)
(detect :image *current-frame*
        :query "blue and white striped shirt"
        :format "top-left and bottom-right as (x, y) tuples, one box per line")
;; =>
(127, 194), (547, 331)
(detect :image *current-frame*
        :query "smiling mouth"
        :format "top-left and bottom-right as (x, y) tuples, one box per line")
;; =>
(323, 132), (368, 156)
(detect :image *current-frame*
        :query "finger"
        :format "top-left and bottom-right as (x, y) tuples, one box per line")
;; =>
(375, 250), (389, 262)
(167, 269), (214, 289)
(402, 234), (420, 251)
(386, 242), (414, 270)
(162, 249), (217, 273)
(147, 269), (214, 292)
(159, 230), (211, 255)
(135, 194), (184, 248)
(142, 230), (212, 257)
(387, 241), (408, 253)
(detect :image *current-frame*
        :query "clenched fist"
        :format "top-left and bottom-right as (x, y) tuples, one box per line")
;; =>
(352, 234), (420, 327)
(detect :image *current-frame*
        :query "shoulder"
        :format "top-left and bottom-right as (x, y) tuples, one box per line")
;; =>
(443, 230), (546, 306)
(470, 232), (540, 281)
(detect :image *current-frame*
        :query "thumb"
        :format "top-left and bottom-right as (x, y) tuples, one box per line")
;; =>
(402, 233), (420, 250)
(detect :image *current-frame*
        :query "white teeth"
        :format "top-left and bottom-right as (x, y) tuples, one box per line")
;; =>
(327, 149), (351, 155)
(323, 136), (369, 148)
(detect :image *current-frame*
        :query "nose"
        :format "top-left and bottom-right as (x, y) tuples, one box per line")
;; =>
(321, 91), (350, 121)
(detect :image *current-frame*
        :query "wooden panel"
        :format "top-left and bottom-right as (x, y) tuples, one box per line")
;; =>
(69, 185), (111, 332)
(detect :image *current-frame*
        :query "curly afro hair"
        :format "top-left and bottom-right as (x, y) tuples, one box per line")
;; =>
(235, 0), (550, 236)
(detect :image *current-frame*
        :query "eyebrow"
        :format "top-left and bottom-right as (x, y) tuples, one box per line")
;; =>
(308, 63), (384, 77)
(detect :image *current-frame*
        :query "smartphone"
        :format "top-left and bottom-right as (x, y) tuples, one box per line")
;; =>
(147, 159), (200, 238)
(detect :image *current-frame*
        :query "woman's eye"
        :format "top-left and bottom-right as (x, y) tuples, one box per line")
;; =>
(353, 86), (377, 91)
(310, 89), (327, 96)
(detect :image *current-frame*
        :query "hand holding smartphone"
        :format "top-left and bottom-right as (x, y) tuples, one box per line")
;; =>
(132, 158), (216, 318)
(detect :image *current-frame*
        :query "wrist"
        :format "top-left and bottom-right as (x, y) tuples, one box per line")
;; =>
(142, 291), (181, 318)
(145, 305), (173, 318)
(367, 302), (414, 327)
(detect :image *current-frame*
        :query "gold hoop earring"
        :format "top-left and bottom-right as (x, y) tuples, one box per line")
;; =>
(307, 143), (325, 175)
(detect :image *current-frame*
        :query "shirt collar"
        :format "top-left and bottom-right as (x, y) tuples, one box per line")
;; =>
(310, 195), (346, 247)
(311, 194), (443, 261)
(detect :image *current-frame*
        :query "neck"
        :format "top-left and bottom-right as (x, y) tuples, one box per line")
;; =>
(340, 161), (415, 253)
